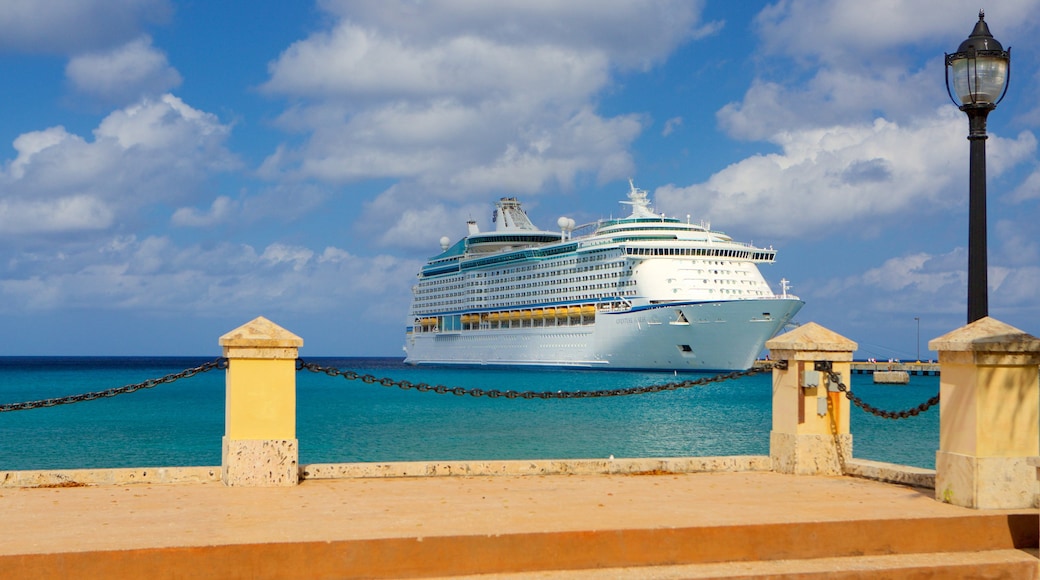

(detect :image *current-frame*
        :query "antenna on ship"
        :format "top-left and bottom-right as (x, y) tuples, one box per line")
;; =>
(780, 278), (791, 299)
(620, 178), (656, 218)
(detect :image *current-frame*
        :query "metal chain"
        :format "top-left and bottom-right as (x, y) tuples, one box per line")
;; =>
(296, 359), (777, 399)
(821, 365), (940, 419)
(0, 358), (227, 413)
(2, 357), (939, 417)
(826, 392), (848, 475)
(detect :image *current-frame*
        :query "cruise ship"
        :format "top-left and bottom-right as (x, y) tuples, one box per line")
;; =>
(403, 181), (803, 371)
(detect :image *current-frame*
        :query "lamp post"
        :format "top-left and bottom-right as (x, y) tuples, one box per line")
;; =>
(915, 316), (920, 362)
(945, 11), (1011, 324)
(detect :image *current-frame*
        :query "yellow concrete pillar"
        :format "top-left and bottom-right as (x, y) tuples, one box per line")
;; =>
(219, 316), (303, 487)
(766, 322), (856, 475)
(930, 317), (1040, 508)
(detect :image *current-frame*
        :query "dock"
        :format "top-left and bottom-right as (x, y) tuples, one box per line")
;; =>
(758, 360), (941, 376)
(851, 361), (941, 376)
(757, 361), (944, 380)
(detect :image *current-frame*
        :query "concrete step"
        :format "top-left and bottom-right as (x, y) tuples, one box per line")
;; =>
(6, 515), (1035, 579)
(427, 550), (1039, 579)
(3, 472), (1037, 579)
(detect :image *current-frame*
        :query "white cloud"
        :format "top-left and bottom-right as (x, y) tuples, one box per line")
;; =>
(718, 66), (940, 142)
(6, 126), (75, 180)
(264, 23), (611, 104)
(0, 235), (420, 318)
(1008, 166), (1040, 202)
(0, 0), (171, 54)
(656, 109), (1038, 239)
(316, 0), (717, 70)
(261, 243), (314, 271)
(65, 36), (181, 104)
(259, 1), (713, 244)
(171, 196), (237, 227)
(366, 199), (461, 250)
(0, 95), (238, 238)
(808, 242), (1039, 331)
(812, 249), (969, 318)
(722, 2), (1040, 142)
(755, 0), (1039, 67)
(0, 195), (114, 235)
(994, 219), (1040, 267)
(994, 266), (1040, 311)
(662, 117), (683, 137)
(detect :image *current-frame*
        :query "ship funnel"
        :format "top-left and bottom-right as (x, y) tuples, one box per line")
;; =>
(493, 197), (536, 232)
(467, 220), (479, 235)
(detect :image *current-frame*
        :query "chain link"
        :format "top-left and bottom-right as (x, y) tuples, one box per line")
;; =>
(0, 358), (227, 413)
(821, 366), (940, 419)
(825, 391), (850, 474)
(296, 359), (775, 399)
(3, 357), (936, 418)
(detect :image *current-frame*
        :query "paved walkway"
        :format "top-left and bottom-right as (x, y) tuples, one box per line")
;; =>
(1, 470), (1036, 578)
(0, 471), (959, 553)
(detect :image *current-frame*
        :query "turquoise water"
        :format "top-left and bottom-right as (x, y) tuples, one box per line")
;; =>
(0, 357), (940, 471)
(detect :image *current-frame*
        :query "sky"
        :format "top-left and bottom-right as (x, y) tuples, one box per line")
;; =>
(1, 0), (1039, 361)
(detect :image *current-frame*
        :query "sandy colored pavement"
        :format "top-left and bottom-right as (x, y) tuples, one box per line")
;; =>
(0, 470), (1025, 556)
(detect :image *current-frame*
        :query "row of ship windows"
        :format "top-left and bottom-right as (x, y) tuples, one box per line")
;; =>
(416, 255), (752, 294)
(416, 289), (639, 313)
(482, 280), (635, 297)
(415, 284), (773, 314)
(416, 255), (623, 290)
(626, 247), (757, 259)
(484, 271), (624, 292)
(474, 256), (624, 278)
(416, 258), (745, 293)
(417, 276), (766, 305)
(418, 277), (767, 304)
(681, 270), (753, 276)
(417, 281), (636, 309)
(415, 264), (630, 297)
(417, 284), (769, 311)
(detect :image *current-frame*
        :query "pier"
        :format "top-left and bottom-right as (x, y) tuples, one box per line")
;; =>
(2, 316), (1039, 578)
(758, 360), (941, 376)
(851, 361), (941, 376)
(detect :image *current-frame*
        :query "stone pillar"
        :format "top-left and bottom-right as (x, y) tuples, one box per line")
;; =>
(219, 316), (303, 487)
(766, 322), (857, 475)
(930, 317), (1040, 508)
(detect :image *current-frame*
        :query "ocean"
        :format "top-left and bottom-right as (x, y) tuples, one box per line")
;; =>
(0, 357), (940, 471)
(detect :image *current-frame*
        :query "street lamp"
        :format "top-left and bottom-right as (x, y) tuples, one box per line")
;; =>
(915, 317), (920, 362)
(945, 10), (1011, 324)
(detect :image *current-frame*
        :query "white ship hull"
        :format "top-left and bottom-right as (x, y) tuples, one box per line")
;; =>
(404, 298), (802, 371)
(403, 183), (803, 372)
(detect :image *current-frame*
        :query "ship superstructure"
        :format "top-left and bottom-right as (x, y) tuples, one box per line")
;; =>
(403, 181), (802, 371)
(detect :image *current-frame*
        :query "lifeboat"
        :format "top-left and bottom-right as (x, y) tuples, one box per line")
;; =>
(488, 312), (500, 322)
(581, 305), (596, 316)
(520, 310), (532, 320)
(567, 306), (581, 317)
